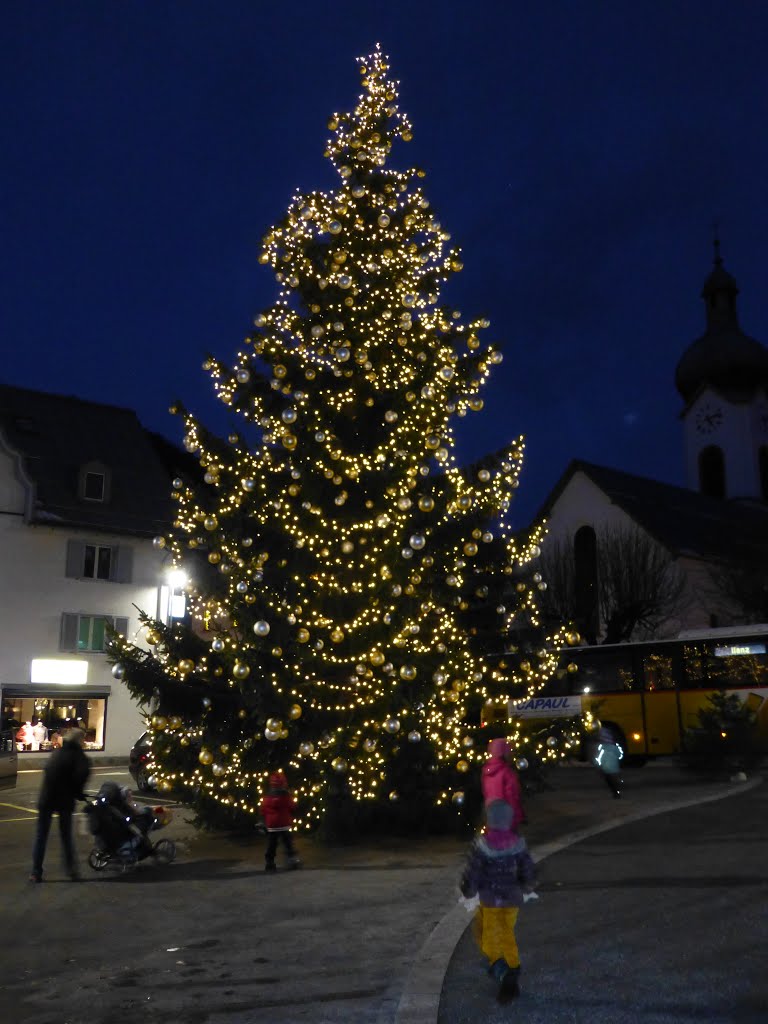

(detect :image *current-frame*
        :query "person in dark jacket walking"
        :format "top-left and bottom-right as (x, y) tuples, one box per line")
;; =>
(460, 800), (537, 1002)
(260, 770), (301, 873)
(30, 728), (91, 882)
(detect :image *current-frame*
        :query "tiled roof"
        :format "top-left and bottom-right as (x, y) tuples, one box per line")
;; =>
(0, 384), (177, 537)
(539, 459), (768, 564)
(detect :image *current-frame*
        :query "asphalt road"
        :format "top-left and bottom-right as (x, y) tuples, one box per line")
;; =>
(439, 780), (768, 1024)
(1, 764), (763, 1024)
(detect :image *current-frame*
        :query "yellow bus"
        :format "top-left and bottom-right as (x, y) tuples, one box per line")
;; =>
(508, 626), (768, 760)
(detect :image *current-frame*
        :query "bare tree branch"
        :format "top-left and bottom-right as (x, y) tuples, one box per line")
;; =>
(598, 524), (687, 643)
(540, 523), (688, 644)
(709, 558), (768, 624)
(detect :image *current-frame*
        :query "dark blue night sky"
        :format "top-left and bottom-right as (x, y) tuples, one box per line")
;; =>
(3, 1), (768, 524)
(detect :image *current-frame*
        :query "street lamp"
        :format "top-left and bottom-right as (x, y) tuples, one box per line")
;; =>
(158, 567), (188, 625)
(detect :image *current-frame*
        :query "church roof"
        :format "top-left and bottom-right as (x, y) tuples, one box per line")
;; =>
(675, 246), (768, 403)
(0, 384), (179, 536)
(538, 459), (768, 565)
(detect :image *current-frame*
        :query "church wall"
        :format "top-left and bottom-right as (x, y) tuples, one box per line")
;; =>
(684, 388), (764, 498)
(543, 471), (630, 541)
(542, 470), (735, 639)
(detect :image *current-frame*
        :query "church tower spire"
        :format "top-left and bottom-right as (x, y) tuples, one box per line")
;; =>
(676, 240), (768, 501)
(701, 234), (740, 331)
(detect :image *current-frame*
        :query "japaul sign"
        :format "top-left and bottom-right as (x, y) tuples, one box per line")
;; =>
(509, 694), (583, 719)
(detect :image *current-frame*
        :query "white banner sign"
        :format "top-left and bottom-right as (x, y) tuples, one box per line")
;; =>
(509, 694), (583, 719)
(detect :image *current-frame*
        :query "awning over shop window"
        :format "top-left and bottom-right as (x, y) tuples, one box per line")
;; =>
(2, 685), (112, 699)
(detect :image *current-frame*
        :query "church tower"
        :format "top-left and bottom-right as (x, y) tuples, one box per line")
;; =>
(676, 242), (768, 501)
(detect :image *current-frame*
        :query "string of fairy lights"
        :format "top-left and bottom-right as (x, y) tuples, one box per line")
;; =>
(110, 46), (584, 828)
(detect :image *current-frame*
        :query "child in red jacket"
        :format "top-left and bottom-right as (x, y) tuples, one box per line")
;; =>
(260, 770), (301, 873)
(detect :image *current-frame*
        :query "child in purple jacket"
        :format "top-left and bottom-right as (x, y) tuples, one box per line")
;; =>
(460, 800), (537, 1002)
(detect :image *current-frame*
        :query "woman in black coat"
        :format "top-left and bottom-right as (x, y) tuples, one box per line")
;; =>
(30, 728), (91, 882)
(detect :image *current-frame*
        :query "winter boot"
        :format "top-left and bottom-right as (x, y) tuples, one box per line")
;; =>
(497, 965), (520, 1003)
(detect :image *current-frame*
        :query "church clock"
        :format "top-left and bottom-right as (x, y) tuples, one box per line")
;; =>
(694, 402), (723, 435)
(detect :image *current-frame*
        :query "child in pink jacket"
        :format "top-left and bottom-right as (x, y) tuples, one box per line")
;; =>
(481, 738), (524, 827)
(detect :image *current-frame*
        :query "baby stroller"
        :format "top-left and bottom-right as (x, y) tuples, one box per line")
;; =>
(84, 781), (176, 871)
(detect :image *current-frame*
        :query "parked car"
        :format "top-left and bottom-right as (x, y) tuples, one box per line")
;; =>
(128, 732), (155, 792)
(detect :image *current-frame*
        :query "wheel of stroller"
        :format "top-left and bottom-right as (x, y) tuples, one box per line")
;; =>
(153, 838), (176, 864)
(88, 848), (110, 871)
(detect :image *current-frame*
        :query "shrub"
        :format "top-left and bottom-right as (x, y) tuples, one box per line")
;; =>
(682, 689), (765, 775)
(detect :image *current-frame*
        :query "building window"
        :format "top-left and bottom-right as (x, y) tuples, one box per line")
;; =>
(83, 544), (112, 580)
(2, 694), (107, 752)
(83, 471), (106, 501)
(699, 445), (726, 498)
(66, 540), (133, 582)
(60, 613), (128, 653)
(78, 461), (110, 503)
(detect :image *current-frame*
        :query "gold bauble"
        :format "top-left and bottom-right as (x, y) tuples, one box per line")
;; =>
(566, 631), (581, 646)
(282, 433), (297, 450)
(199, 748), (214, 766)
(289, 704), (302, 720)
(457, 760), (469, 773)
(151, 715), (167, 731)
(331, 628), (344, 643)
(297, 628), (310, 643)
(146, 629), (162, 646)
(463, 542), (478, 557)
(567, 661), (579, 674)
(203, 515), (218, 531)
(168, 716), (182, 730)
(233, 662), (250, 680)
(178, 658), (194, 675)
(370, 650), (385, 666)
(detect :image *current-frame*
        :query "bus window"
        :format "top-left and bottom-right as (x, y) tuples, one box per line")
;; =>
(642, 653), (675, 691)
(708, 641), (768, 689)
(682, 643), (712, 688)
(683, 639), (768, 689)
(573, 649), (638, 694)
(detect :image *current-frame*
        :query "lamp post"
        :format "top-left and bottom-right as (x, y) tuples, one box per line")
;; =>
(158, 567), (188, 625)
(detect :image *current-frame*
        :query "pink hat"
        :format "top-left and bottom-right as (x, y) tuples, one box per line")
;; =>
(487, 737), (510, 758)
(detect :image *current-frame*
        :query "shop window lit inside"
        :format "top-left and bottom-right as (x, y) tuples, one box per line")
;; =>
(3, 695), (106, 752)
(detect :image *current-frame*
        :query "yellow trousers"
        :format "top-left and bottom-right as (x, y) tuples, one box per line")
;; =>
(473, 905), (520, 968)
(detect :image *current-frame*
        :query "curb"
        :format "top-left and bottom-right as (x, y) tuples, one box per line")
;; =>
(392, 775), (763, 1024)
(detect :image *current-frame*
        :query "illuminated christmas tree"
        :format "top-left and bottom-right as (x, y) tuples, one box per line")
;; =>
(110, 47), (577, 831)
